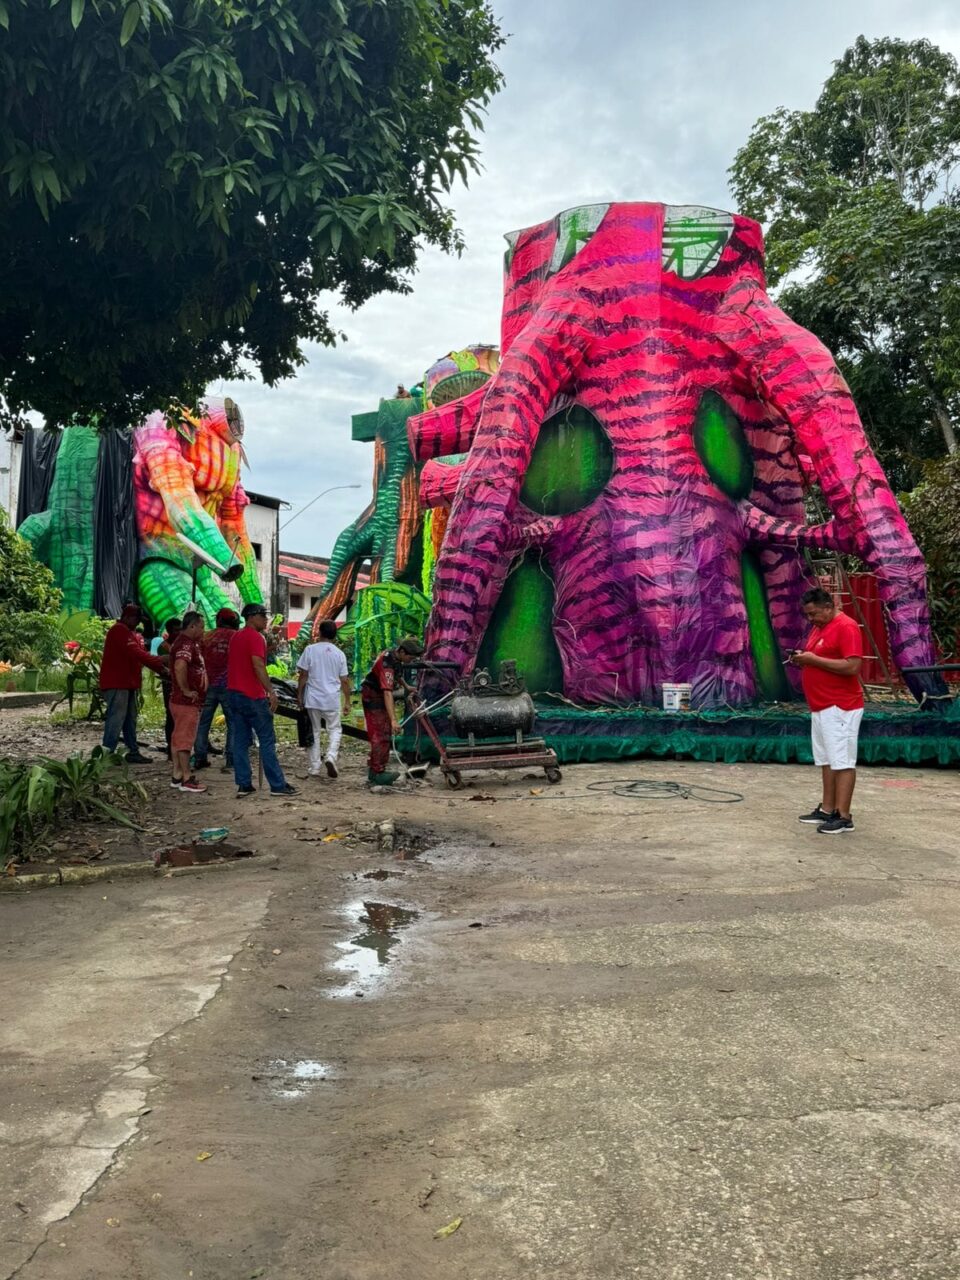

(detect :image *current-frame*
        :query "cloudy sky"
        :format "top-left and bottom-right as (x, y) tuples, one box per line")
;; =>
(212, 0), (960, 557)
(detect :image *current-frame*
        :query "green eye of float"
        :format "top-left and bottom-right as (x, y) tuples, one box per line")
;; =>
(520, 404), (613, 516)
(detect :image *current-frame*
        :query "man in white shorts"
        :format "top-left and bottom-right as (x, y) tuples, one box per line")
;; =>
(296, 619), (352, 778)
(790, 586), (864, 834)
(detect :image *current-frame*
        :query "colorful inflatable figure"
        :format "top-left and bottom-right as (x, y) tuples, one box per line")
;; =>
(16, 398), (264, 629)
(409, 203), (944, 707)
(133, 397), (262, 625)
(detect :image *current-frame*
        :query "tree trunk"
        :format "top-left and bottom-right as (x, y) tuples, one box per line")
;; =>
(932, 399), (958, 454)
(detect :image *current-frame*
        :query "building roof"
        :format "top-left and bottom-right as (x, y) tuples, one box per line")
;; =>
(245, 490), (286, 510)
(280, 550), (370, 591)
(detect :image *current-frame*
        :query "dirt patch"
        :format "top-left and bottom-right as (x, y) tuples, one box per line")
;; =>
(155, 841), (255, 867)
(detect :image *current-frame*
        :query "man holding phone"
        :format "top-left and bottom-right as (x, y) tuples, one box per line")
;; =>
(790, 587), (863, 834)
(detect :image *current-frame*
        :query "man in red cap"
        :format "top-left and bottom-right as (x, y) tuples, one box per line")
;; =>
(193, 606), (240, 770)
(99, 603), (166, 761)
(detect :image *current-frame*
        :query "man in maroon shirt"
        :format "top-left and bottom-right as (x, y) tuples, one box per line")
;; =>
(194, 606), (239, 771)
(790, 587), (864, 834)
(360, 636), (423, 785)
(100, 603), (166, 761)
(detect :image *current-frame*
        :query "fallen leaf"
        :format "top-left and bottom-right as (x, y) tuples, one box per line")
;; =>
(434, 1217), (462, 1239)
(469, 793), (496, 803)
(196, 1151), (213, 1162)
(529, 788), (543, 796)
(322, 832), (348, 842)
(272, 948), (282, 956)
(106, 1217), (120, 1227)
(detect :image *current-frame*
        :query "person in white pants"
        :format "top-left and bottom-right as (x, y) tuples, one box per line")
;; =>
(296, 619), (352, 778)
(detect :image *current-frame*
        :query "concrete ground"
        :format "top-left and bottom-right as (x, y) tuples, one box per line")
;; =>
(1, 710), (959, 1279)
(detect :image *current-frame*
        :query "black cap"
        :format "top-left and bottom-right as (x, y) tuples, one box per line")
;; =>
(397, 635), (424, 656)
(241, 602), (268, 619)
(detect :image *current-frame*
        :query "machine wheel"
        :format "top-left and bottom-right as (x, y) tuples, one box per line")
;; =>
(445, 770), (463, 790)
(545, 766), (562, 784)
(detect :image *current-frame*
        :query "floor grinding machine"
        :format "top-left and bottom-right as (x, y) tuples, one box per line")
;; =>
(408, 661), (562, 789)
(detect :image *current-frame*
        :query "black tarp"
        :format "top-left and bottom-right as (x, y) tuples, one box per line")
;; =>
(94, 428), (138, 618)
(16, 425), (62, 527)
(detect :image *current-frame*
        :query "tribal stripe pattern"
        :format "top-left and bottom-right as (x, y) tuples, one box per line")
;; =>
(408, 202), (942, 708)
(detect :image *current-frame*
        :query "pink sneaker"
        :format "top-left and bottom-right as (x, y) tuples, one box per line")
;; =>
(179, 777), (208, 794)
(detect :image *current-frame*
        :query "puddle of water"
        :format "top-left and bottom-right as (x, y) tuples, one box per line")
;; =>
(268, 1058), (335, 1099)
(329, 900), (420, 999)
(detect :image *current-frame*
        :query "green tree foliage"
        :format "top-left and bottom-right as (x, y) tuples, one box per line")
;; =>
(0, 508), (63, 664)
(0, 0), (504, 427)
(730, 36), (960, 488)
(901, 453), (960, 656)
(0, 507), (61, 615)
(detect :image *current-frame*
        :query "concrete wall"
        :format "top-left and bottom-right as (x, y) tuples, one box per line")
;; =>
(244, 499), (280, 614)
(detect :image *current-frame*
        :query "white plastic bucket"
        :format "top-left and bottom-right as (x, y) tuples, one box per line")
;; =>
(661, 682), (692, 712)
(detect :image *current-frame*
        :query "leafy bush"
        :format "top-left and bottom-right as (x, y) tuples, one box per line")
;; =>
(0, 747), (146, 865)
(0, 508), (60, 613)
(0, 611), (65, 668)
(62, 613), (110, 683)
(901, 453), (960, 657)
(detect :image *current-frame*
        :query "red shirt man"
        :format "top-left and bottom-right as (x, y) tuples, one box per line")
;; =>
(791, 588), (864, 835)
(100, 608), (165, 691)
(226, 603), (295, 798)
(800, 613), (865, 712)
(228, 621), (270, 700)
(99, 603), (165, 761)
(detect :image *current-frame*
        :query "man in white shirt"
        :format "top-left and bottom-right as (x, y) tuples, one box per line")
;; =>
(296, 619), (352, 778)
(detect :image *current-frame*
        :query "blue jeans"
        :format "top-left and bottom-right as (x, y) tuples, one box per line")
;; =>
(228, 691), (286, 791)
(103, 688), (139, 753)
(194, 685), (233, 764)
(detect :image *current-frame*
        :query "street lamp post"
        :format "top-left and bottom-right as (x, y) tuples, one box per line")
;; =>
(279, 483), (362, 533)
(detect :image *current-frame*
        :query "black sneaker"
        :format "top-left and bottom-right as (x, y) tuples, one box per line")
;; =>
(236, 785), (256, 798)
(798, 804), (835, 824)
(270, 783), (298, 796)
(193, 757), (211, 770)
(126, 752), (152, 765)
(818, 815), (855, 834)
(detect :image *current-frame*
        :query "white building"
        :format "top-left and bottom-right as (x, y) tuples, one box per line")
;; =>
(243, 490), (285, 615)
(0, 427), (23, 524)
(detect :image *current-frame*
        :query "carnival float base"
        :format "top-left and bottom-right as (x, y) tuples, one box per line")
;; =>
(401, 698), (960, 769)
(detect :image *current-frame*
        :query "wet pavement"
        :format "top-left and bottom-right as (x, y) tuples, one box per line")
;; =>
(3, 749), (960, 1280)
(329, 900), (422, 998)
